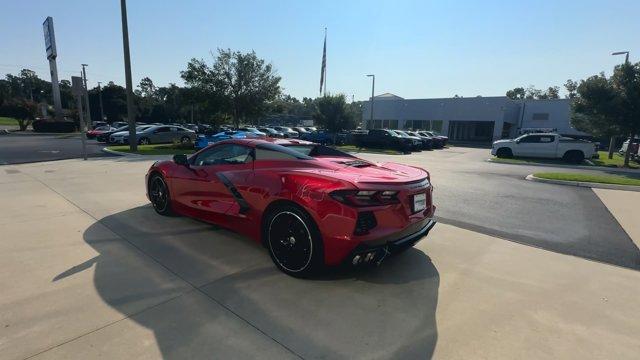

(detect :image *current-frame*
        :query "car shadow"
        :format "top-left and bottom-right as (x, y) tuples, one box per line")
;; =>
(58, 205), (440, 359)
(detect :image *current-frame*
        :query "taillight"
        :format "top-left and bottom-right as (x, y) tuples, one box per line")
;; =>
(330, 190), (399, 207)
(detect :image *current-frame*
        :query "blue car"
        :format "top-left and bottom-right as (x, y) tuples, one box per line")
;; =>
(195, 131), (259, 150)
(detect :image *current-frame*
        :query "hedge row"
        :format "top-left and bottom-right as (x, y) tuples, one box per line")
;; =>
(32, 120), (76, 133)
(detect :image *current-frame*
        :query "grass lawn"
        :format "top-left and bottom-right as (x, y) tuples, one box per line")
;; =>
(0, 117), (18, 126)
(335, 145), (402, 155)
(533, 172), (640, 186)
(107, 144), (196, 155)
(591, 151), (640, 169)
(491, 156), (590, 166)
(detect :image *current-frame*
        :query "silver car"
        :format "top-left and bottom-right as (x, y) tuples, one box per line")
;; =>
(114, 125), (197, 145)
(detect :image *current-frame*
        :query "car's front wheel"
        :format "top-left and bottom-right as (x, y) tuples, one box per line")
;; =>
(148, 174), (174, 216)
(265, 205), (323, 277)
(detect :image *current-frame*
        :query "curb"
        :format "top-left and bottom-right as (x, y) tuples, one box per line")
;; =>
(525, 174), (640, 192)
(487, 158), (640, 174)
(101, 147), (140, 157)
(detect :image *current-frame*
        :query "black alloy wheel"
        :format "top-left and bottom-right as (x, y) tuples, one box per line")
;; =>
(267, 206), (322, 276)
(149, 175), (174, 216)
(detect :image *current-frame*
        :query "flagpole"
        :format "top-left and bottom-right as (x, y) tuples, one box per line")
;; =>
(323, 27), (327, 96)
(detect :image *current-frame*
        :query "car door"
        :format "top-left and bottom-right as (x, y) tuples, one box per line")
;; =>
(170, 144), (254, 221)
(151, 126), (171, 143)
(516, 135), (556, 157)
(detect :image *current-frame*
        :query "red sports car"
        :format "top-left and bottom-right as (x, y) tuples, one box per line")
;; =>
(146, 138), (436, 276)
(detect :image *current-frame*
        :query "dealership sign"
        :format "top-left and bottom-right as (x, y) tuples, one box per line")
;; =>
(43, 16), (57, 60)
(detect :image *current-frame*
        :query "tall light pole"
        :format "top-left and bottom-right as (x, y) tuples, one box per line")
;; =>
(607, 51), (631, 159)
(612, 51), (630, 64)
(81, 64), (92, 128)
(97, 81), (105, 122)
(366, 74), (375, 129)
(120, 0), (137, 151)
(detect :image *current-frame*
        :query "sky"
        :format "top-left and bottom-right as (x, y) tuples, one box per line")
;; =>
(1, 0), (639, 101)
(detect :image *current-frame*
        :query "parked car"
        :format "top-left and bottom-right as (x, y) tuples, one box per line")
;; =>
(353, 129), (413, 153)
(406, 131), (434, 150)
(146, 137), (436, 276)
(238, 127), (267, 137)
(194, 130), (260, 150)
(299, 130), (345, 145)
(97, 125), (152, 143)
(492, 133), (597, 163)
(423, 131), (448, 146)
(273, 126), (299, 138)
(110, 125), (196, 145)
(86, 125), (114, 139)
(293, 127), (310, 136)
(417, 131), (443, 149)
(258, 127), (285, 138)
(305, 126), (318, 132)
(391, 130), (423, 151)
(619, 137), (640, 158)
(112, 121), (128, 128)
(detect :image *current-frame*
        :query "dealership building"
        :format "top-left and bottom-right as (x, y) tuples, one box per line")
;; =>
(361, 93), (587, 142)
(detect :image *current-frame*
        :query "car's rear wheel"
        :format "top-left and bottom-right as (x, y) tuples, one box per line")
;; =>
(496, 147), (513, 158)
(266, 205), (323, 277)
(180, 136), (191, 144)
(149, 174), (174, 216)
(139, 137), (150, 145)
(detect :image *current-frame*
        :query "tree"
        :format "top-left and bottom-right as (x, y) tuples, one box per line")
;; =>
(181, 49), (282, 127)
(313, 94), (356, 140)
(506, 87), (526, 100)
(0, 98), (38, 130)
(571, 63), (640, 166)
(564, 79), (578, 99)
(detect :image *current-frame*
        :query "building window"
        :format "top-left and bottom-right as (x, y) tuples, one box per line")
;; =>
(373, 120), (382, 129)
(404, 120), (413, 129)
(432, 120), (443, 132)
(532, 113), (549, 121)
(389, 120), (398, 129)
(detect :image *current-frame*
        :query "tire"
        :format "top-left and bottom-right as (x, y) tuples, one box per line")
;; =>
(265, 204), (324, 277)
(496, 147), (512, 158)
(180, 136), (191, 144)
(563, 150), (584, 164)
(138, 137), (151, 145)
(148, 174), (175, 216)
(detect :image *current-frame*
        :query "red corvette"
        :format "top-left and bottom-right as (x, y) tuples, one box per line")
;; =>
(146, 138), (436, 276)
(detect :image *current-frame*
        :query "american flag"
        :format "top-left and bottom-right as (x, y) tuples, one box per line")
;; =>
(319, 28), (327, 95)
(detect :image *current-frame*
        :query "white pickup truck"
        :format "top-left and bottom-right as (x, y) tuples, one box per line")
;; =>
(491, 133), (597, 163)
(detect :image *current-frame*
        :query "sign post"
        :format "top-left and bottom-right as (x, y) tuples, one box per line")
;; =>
(43, 17), (63, 121)
(72, 76), (87, 160)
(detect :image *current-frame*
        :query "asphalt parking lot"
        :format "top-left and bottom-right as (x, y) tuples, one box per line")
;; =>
(1, 147), (640, 359)
(0, 133), (112, 164)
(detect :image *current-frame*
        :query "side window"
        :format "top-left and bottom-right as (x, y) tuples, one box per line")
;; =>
(520, 135), (540, 143)
(255, 148), (298, 160)
(170, 127), (179, 132)
(155, 127), (170, 133)
(193, 144), (252, 166)
(539, 136), (554, 143)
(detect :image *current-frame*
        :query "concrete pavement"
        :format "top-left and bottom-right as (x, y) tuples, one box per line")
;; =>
(593, 188), (640, 249)
(1, 156), (640, 359)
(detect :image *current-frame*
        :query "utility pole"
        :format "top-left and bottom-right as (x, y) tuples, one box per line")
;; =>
(366, 74), (375, 129)
(120, 0), (137, 151)
(72, 76), (87, 160)
(81, 64), (92, 127)
(97, 82), (105, 122)
(43, 17), (63, 121)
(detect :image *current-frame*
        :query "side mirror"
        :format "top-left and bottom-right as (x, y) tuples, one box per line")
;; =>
(515, 140), (520, 144)
(173, 154), (189, 167)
